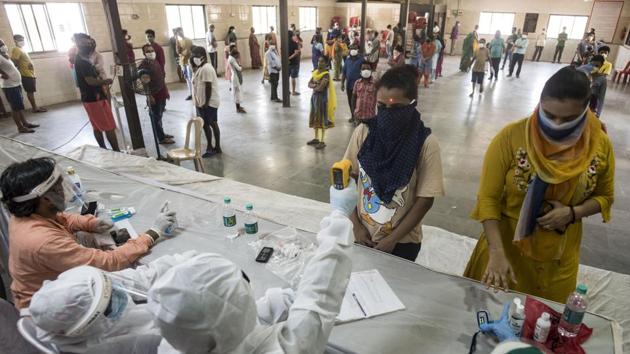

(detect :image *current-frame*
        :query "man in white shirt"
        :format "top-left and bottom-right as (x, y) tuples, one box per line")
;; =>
(265, 44), (282, 103)
(205, 24), (218, 70)
(385, 25), (394, 58)
(532, 28), (546, 62)
(191, 46), (221, 158)
(508, 33), (528, 78)
(0, 39), (38, 133)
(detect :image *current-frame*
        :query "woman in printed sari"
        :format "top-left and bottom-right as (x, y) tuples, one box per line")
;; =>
(459, 27), (479, 72)
(464, 67), (615, 303)
(307, 57), (336, 150)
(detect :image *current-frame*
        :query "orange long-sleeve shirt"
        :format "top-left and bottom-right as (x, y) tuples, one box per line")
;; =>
(8, 212), (153, 309)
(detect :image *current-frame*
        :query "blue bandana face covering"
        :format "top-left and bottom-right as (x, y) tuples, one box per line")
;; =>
(538, 104), (588, 142)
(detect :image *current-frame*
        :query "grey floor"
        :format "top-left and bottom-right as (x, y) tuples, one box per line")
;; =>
(1, 56), (629, 274)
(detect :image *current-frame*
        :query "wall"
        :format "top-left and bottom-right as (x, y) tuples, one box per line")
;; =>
(443, 0), (630, 65)
(337, 2), (401, 31)
(0, 0), (338, 108)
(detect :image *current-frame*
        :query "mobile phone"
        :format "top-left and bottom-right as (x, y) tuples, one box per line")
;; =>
(81, 201), (98, 215)
(255, 247), (274, 263)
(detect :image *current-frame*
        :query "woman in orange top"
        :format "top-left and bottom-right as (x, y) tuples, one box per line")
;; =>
(1, 158), (177, 309)
(464, 67), (614, 302)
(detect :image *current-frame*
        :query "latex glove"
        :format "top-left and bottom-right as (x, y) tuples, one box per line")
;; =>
(480, 303), (517, 342)
(329, 179), (358, 216)
(256, 288), (296, 326)
(151, 211), (177, 238)
(94, 219), (115, 234)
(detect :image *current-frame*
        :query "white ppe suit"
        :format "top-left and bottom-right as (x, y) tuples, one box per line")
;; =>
(148, 209), (354, 354)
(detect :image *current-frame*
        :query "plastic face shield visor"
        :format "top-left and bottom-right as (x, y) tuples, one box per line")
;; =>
(10, 167), (85, 210)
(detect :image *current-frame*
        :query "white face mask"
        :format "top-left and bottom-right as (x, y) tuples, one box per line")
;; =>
(601, 53), (608, 59)
(361, 70), (372, 78)
(479, 44), (485, 48)
(146, 52), (156, 60)
(193, 57), (203, 66)
(0, 46), (8, 54)
(269, 45), (276, 50)
(17, 40), (25, 48)
(350, 49), (358, 56)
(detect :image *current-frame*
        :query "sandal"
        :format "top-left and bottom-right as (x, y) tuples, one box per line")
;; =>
(159, 138), (175, 145)
(164, 134), (174, 139)
(18, 128), (35, 133)
(202, 150), (217, 158)
(25, 123), (40, 128)
(306, 139), (320, 146)
(315, 142), (326, 150)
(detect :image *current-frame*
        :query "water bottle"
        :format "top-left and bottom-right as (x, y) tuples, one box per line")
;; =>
(244, 203), (258, 235)
(558, 284), (588, 338)
(66, 167), (85, 203)
(223, 197), (237, 228)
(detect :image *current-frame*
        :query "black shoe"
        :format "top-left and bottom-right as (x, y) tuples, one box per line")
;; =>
(185, 95), (192, 101)
(516, 75), (520, 78)
(202, 150), (216, 158)
(306, 139), (320, 146)
(488, 75), (493, 80)
(507, 74), (512, 77)
(25, 123), (40, 128)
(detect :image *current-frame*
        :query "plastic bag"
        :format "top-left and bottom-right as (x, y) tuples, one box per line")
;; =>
(521, 296), (593, 354)
(249, 227), (317, 288)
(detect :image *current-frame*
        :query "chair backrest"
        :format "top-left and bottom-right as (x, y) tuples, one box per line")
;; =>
(191, 117), (204, 158)
(17, 317), (59, 354)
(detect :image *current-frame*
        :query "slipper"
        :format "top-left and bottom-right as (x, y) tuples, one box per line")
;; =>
(34, 108), (48, 113)
(18, 128), (35, 133)
(202, 150), (216, 158)
(306, 139), (320, 146)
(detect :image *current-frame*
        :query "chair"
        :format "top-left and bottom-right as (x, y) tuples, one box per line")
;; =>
(167, 117), (205, 173)
(16, 316), (59, 354)
(612, 61), (630, 84)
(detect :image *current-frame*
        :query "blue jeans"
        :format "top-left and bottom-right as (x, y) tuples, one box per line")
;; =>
(181, 64), (192, 95)
(149, 99), (166, 141)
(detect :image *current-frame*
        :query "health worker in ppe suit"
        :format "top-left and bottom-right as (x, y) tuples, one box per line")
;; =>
(147, 180), (358, 354)
(1, 157), (176, 309)
(28, 250), (200, 353)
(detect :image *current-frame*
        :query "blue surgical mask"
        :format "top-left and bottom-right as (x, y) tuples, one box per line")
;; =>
(106, 287), (129, 321)
(538, 104), (588, 142)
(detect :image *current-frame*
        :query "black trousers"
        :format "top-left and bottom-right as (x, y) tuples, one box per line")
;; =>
(501, 48), (512, 69)
(391, 242), (422, 262)
(532, 46), (544, 61)
(509, 53), (524, 77)
(269, 72), (279, 100)
(148, 99), (166, 141)
(209, 52), (218, 71)
(346, 87), (354, 118)
(490, 57), (501, 78)
(552, 46), (564, 63)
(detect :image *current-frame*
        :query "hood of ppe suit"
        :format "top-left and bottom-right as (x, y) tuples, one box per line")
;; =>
(147, 253), (258, 354)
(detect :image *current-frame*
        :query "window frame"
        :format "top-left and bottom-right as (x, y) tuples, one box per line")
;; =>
(251, 5), (277, 35)
(545, 14), (589, 40)
(164, 4), (207, 40)
(477, 11), (516, 35)
(4, 2), (63, 54)
(298, 6), (317, 32)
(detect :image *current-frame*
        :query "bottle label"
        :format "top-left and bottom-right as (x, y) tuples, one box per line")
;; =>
(562, 307), (585, 325)
(245, 222), (258, 234)
(223, 215), (236, 227)
(510, 316), (524, 336)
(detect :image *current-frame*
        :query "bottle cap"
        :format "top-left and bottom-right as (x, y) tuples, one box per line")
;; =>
(516, 303), (524, 314)
(224, 197), (231, 204)
(513, 298), (522, 306)
(576, 283), (587, 295)
(66, 166), (76, 175)
(541, 312), (550, 321)
(245, 203), (253, 210)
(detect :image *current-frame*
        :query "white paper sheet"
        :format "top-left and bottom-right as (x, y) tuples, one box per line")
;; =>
(336, 269), (405, 323)
(114, 219), (139, 239)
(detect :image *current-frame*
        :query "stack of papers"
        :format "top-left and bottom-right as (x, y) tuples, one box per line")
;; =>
(336, 269), (405, 323)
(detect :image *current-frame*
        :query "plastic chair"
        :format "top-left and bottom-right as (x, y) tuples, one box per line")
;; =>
(16, 317), (59, 354)
(612, 61), (630, 84)
(166, 117), (206, 173)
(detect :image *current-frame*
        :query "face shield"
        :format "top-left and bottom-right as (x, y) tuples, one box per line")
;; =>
(10, 166), (86, 212)
(30, 266), (148, 339)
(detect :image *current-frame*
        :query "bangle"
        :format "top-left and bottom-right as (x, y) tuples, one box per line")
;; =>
(569, 205), (576, 224)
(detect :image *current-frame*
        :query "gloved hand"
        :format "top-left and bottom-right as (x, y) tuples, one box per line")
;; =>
(329, 179), (358, 216)
(480, 302), (517, 342)
(256, 288), (296, 326)
(94, 219), (114, 234)
(151, 211), (177, 239)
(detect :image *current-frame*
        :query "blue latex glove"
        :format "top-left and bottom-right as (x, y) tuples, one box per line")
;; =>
(480, 302), (517, 342)
(329, 179), (358, 216)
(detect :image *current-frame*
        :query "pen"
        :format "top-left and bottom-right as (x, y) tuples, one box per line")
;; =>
(352, 293), (367, 318)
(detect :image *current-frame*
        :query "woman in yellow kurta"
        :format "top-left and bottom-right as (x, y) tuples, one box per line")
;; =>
(307, 56), (337, 150)
(464, 67), (615, 303)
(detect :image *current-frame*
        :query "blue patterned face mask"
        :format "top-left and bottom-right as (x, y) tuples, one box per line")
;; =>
(106, 287), (129, 321)
(538, 104), (588, 142)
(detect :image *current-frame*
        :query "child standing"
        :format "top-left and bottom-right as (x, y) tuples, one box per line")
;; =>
(352, 62), (378, 124)
(308, 57), (336, 150)
(418, 37), (436, 88)
(469, 39), (489, 97)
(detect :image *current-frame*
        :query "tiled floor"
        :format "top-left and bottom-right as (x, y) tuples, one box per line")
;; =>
(1, 56), (629, 274)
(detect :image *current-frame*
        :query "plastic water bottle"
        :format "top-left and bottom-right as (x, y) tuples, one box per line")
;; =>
(558, 284), (588, 338)
(244, 203), (258, 235)
(66, 167), (85, 203)
(509, 298), (525, 337)
(223, 196), (237, 228)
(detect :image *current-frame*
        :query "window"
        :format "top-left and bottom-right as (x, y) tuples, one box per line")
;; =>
(547, 15), (588, 39)
(4, 3), (86, 52)
(165, 5), (206, 39)
(478, 12), (515, 35)
(299, 7), (317, 31)
(252, 6), (277, 34)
